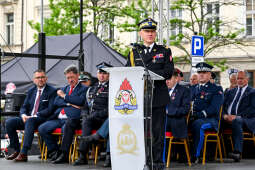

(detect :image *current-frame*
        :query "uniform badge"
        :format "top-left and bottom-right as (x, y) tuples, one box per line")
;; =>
(96, 86), (104, 96)
(114, 78), (138, 114)
(169, 55), (172, 62)
(201, 91), (205, 99)
(171, 92), (176, 100)
(152, 53), (163, 63)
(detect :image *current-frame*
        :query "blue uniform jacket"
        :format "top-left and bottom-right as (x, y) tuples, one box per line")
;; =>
(20, 84), (57, 118)
(50, 82), (87, 120)
(192, 81), (224, 131)
(223, 86), (255, 133)
(166, 84), (191, 138)
(167, 84), (191, 117)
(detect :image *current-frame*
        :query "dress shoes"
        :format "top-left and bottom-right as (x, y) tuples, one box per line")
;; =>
(50, 150), (61, 162)
(81, 133), (101, 143)
(228, 152), (241, 162)
(52, 153), (68, 164)
(14, 153), (28, 162)
(73, 154), (88, 166)
(191, 156), (200, 164)
(103, 154), (111, 167)
(5, 152), (19, 160)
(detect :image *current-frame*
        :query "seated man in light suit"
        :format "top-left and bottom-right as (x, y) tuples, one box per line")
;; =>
(5, 69), (57, 162)
(38, 65), (87, 159)
(223, 70), (255, 162)
(190, 62), (224, 164)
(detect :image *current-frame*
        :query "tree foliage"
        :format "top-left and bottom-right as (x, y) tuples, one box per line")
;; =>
(168, 0), (246, 70)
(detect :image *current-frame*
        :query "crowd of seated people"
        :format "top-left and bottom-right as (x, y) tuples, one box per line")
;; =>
(4, 62), (255, 168)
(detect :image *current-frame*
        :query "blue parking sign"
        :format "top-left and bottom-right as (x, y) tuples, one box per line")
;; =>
(191, 36), (204, 56)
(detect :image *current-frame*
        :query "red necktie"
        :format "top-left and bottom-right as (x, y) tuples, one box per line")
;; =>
(61, 86), (74, 115)
(33, 90), (41, 116)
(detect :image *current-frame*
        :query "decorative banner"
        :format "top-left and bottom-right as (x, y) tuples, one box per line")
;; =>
(107, 67), (145, 170)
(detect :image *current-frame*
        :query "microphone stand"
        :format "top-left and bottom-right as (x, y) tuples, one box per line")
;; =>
(131, 44), (154, 170)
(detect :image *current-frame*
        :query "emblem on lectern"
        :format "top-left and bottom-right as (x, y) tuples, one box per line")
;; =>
(117, 124), (138, 155)
(114, 78), (137, 114)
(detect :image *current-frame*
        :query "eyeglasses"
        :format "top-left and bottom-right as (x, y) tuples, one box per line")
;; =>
(35, 76), (46, 79)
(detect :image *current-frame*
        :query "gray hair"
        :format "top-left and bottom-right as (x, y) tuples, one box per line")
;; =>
(229, 73), (237, 79)
(64, 65), (78, 75)
(237, 70), (250, 79)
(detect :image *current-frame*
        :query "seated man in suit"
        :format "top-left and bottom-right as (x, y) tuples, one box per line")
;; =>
(38, 65), (87, 160)
(223, 70), (255, 162)
(190, 62), (224, 164)
(165, 68), (191, 138)
(73, 62), (111, 166)
(5, 69), (57, 162)
(224, 69), (238, 95)
(165, 68), (191, 163)
(52, 63), (111, 164)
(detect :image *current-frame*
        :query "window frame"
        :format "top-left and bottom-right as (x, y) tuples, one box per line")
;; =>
(246, 0), (255, 36)
(5, 13), (14, 45)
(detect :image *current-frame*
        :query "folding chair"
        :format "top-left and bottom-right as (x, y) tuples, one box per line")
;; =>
(202, 106), (223, 165)
(165, 110), (192, 167)
(71, 129), (103, 164)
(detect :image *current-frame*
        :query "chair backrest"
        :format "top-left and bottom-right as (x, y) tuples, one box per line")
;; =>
(186, 102), (192, 125)
(216, 106), (223, 134)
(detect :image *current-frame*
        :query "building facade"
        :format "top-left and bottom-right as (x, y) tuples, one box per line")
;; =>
(0, 0), (254, 89)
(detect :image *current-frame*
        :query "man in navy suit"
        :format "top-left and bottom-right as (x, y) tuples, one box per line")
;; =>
(73, 62), (111, 166)
(38, 65), (87, 160)
(165, 69), (191, 163)
(5, 69), (57, 162)
(165, 68), (191, 138)
(190, 62), (224, 164)
(223, 70), (255, 162)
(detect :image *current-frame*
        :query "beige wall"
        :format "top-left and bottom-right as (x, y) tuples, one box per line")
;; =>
(0, 0), (50, 52)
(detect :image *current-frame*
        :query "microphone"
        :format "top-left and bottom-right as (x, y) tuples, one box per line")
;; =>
(130, 43), (142, 48)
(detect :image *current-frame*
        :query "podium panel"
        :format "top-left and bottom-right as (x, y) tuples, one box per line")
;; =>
(108, 67), (145, 170)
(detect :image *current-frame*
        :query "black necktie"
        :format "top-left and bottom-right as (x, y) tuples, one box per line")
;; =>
(231, 87), (243, 115)
(145, 47), (150, 54)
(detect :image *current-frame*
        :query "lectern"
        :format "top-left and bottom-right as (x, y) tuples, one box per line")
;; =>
(104, 66), (163, 170)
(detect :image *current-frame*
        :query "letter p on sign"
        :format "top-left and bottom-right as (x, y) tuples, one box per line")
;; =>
(191, 36), (204, 57)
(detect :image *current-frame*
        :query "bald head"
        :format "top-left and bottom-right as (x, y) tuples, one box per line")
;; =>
(190, 73), (199, 85)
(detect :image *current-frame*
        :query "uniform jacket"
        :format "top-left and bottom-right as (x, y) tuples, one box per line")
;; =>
(166, 84), (191, 138)
(50, 82), (87, 120)
(223, 86), (255, 133)
(82, 81), (109, 121)
(191, 81), (224, 131)
(126, 43), (174, 107)
(20, 84), (57, 119)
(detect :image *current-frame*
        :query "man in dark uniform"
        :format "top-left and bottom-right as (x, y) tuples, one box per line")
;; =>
(190, 62), (224, 164)
(126, 18), (174, 169)
(73, 62), (111, 166)
(222, 70), (255, 162)
(165, 69), (191, 138)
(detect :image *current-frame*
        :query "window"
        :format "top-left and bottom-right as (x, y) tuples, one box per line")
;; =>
(248, 71), (255, 87)
(6, 13), (14, 45)
(170, 8), (182, 37)
(205, 3), (220, 33)
(246, 0), (255, 36)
